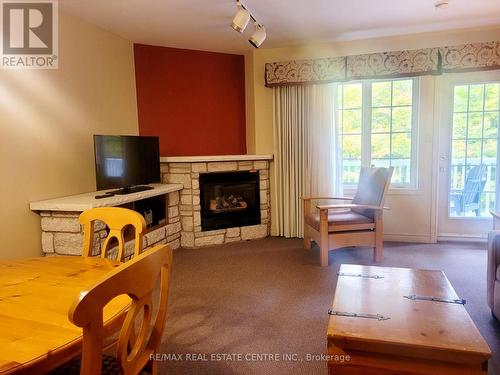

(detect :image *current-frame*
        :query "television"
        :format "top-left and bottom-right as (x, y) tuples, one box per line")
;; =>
(94, 135), (160, 193)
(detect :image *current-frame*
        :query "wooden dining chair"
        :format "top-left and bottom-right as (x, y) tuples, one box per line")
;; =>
(80, 207), (147, 261)
(303, 167), (393, 267)
(53, 244), (173, 375)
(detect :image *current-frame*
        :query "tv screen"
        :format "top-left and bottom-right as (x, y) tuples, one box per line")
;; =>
(94, 135), (160, 191)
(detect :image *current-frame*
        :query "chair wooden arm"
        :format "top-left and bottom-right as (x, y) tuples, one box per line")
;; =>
(302, 196), (354, 201)
(491, 211), (500, 220)
(316, 203), (389, 210)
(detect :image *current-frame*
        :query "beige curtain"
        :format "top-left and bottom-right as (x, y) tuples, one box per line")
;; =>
(273, 83), (342, 238)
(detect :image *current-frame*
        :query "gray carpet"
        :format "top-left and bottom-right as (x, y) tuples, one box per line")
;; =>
(157, 238), (500, 374)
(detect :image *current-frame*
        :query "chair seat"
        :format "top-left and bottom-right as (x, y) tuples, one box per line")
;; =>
(51, 354), (119, 375)
(51, 354), (151, 375)
(305, 209), (374, 232)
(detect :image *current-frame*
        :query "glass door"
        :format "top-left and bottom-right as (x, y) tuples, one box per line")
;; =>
(437, 72), (500, 238)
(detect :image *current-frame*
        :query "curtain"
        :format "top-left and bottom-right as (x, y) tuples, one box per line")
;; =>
(273, 83), (343, 238)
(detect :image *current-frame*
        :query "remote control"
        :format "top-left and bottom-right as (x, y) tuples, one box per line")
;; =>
(95, 194), (113, 199)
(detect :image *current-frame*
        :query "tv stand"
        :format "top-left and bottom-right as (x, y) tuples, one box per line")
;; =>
(108, 185), (154, 195)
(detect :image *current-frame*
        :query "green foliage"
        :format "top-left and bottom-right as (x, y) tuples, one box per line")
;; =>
(485, 84), (500, 111)
(454, 85), (468, 112)
(392, 80), (412, 106)
(469, 84), (484, 111)
(342, 135), (361, 159)
(342, 109), (362, 134)
(372, 82), (391, 106)
(341, 84), (362, 109)
(392, 107), (412, 132)
(372, 108), (390, 132)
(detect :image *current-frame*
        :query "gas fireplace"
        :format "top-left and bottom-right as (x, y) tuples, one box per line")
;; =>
(200, 171), (260, 231)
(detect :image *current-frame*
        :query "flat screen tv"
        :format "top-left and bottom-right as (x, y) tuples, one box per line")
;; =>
(94, 135), (160, 193)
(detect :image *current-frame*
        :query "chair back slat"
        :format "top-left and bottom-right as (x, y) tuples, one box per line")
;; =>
(68, 244), (173, 375)
(79, 207), (146, 261)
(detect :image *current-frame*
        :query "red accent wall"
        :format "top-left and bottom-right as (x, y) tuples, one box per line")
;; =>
(134, 44), (247, 156)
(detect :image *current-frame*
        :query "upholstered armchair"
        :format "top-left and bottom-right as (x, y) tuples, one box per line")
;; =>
(487, 231), (500, 319)
(303, 167), (393, 267)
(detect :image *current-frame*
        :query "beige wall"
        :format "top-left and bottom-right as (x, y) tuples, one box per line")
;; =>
(0, 12), (139, 259)
(246, 26), (500, 240)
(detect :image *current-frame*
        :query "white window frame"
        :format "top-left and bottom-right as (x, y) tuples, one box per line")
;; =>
(338, 77), (420, 190)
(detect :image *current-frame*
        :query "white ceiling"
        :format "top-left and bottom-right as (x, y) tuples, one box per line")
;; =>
(60, 0), (500, 54)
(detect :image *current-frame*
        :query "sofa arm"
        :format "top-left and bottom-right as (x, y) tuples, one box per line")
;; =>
(487, 231), (500, 309)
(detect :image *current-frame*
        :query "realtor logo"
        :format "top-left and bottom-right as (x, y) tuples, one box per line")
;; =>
(1, 0), (58, 69)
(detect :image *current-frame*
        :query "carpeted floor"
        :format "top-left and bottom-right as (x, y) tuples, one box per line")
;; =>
(156, 238), (500, 374)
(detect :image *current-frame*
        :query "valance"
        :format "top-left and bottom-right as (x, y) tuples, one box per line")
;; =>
(440, 42), (500, 73)
(265, 41), (500, 87)
(346, 48), (439, 80)
(265, 57), (346, 87)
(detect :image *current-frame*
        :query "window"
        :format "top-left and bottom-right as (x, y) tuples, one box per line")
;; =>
(449, 82), (499, 217)
(338, 78), (418, 188)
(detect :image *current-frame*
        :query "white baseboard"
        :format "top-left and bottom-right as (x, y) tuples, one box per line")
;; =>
(437, 233), (487, 243)
(383, 233), (433, 243)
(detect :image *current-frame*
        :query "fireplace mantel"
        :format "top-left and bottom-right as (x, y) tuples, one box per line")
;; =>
(160, 154), (273, 163)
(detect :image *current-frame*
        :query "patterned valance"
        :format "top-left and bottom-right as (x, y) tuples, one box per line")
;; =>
(440, 42), (500, 73)
(265, 57), (346, 87)
(346, 48), (439, 80)
(264, 41), (500, 87)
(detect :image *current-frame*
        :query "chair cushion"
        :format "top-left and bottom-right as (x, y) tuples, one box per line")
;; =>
(305, 210), (374, 232)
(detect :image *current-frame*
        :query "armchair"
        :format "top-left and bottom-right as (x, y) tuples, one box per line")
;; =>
(303, 167), (393, 267)
(487, 231), (500, 320)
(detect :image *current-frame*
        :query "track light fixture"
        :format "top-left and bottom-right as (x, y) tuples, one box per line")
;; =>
(231, 0), (266, 48)
(249, 23), (266, 48)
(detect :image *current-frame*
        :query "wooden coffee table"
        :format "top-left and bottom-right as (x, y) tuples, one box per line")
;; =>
(327, 264), (491, 374)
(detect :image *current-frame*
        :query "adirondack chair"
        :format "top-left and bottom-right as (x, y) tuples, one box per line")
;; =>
(450, 165), (487, 216)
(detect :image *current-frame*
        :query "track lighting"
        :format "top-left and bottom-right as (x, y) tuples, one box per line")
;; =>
(231, 1), (250, 32)
(231, 0), (266, 48)
(249, 23), (266, 49)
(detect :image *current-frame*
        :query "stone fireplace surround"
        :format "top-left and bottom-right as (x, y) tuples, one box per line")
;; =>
(162, 155), (273, 248)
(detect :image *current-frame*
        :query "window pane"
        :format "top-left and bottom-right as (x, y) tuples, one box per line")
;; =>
(343, 84), (362, 109)
(452, 140), (466, 165)
(371, 133), (390, 159)
(466, 139), (481, 160)
(452, 113), (467, 139)
(343, 161), (361, 184)
(342, 135), (361, 160)
(391, 133), (411, 158)
(467, 113), (483, 138)
(484, 112), (499, 138)
(392, 107), (412, 132)
(454, 85), (468, 112)
(342, 109), (362, 134)
(483, 139), (497, 160)
(372, 159), (391, 168)
(372, 108), (390, 132)
(392, 80), (413, 106)
(391, 159), (411, 184)
(468, 84), (484, 112)
(485, 83), (500, 111)
(372, 81), (391, 107)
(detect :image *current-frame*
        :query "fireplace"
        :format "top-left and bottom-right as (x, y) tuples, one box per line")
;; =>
(200, 171), (261, 231)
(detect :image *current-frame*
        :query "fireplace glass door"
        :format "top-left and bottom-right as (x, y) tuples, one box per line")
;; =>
(200, 171), (260, 231)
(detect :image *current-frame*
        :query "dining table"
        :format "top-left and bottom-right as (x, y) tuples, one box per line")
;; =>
(0, 255), (131, 374)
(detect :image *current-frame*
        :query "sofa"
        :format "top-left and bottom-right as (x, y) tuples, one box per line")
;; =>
(487, 231), (500, 319)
